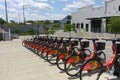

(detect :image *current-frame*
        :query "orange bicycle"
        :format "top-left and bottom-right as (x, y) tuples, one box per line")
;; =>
(79, 38), (120, 80)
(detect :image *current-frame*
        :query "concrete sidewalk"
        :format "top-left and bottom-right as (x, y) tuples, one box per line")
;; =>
(0, 39), (118, 80)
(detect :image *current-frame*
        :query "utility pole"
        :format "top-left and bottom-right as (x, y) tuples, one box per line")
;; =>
(4, 0), (8, 23)
(23, 5), (25, 25)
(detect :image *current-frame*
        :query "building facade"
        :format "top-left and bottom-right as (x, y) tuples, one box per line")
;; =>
(61, 15), (71, 29)
(71, 0), (120, 33)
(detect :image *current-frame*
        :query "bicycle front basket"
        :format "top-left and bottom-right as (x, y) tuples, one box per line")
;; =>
(72, 40), (78, 46)
(82, 41), (89, 48)
(96, 42), (105, 50)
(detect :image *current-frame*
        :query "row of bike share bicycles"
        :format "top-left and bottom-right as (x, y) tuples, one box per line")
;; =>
(22, 36), (120, 80)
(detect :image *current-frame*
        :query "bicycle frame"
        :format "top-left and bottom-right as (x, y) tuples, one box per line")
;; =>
(83, 38), (100, 60)
(103, 40), (118, 70)
(65, 38), (101, 68)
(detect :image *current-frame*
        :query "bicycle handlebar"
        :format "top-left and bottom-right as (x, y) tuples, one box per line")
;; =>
(101, 38), (120, 42)
(85, 38), (99, 41)
(74, 38), (83, 41)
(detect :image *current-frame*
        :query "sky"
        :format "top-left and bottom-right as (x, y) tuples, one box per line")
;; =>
(0, 0), (110, 22)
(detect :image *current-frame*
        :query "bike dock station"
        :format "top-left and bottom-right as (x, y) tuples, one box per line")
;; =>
(0, 36), (120, 80)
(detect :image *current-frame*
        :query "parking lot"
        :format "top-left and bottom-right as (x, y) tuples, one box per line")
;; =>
(0, 37), (119, 80)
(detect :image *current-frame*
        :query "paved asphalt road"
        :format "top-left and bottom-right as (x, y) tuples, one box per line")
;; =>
(0, 38), (119, 80)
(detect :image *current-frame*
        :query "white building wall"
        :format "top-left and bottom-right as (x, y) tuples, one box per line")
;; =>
(72, 6), (93, 23)
(71, 0), (120, 33)
(71, 6), (93, 32)
(105, 0), (120, 16)
(92, 6), (105, 18)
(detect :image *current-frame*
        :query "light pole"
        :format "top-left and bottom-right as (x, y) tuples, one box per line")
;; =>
(4, 0), (8, 23)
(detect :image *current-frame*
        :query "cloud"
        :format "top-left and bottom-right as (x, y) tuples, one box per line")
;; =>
(0, 0), (66, 22)
(104, 0), (111, 1)
(0, 0), (4, 3)
(8, 8), (18, 13)
(6, 11), (66, 22)
(0, 13), (5, 20)
(22, 0), (53, 10)
(44, 13), (66, 20)
(35, 0), (48, 2)
(61, 0), (69, 2)
(30, 2), (53, 10)
(63, 0), (95, 12)
(6, 0), (53, 10)
(25, 12), (66, 20)
(7, 13), (19, 22)
(51, 0), (55, 3)
(0, 4), (4, 10)
(0, 0), (54, 20)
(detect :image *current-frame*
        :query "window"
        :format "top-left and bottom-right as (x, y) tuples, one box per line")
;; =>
(81, 23), (84, 29)
(86, 24), (89, 32)
(67, 21), (70, 24)
(67, 16), (71, 19)
(77, 23), (80, 29)
(119, 6), (120, 11)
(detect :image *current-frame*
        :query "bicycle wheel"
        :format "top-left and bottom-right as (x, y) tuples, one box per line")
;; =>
(41, 48), (50, 60)
(47, 50), (59, 64)
(34, 48), (39, 54)
(22, 41), (25, 46)
(114, 54), (120, 68)
(96, 51), (106, 63)
(37, 46), (45, 56)
(79, 59), (102, 80)
(64, 54), (84, 76)
(41, 52), (48, 60)
(83, 49), (91, 58)
(37, 50), (42, 56)
(64, 49), (90, 76)
(56, 53), (69, 71)
(114, 54), (120, 78)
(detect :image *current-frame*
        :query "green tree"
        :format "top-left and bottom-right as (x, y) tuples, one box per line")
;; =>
(3, 20), (17, 27)
(14, 29), (20, 34)
(48, 22), (60, 35)
(43, 20), (51, 25)
(46, 28), (55, 35)
(10, 20), (16, 24)
(29, 28), (35, 35)
(42, 20), (51, 34)
(63, 23), (76, 37)
(0, 18), (6, 25)
(107, 17), (120, 38)
(4, 22), (16, 27)
(52, 22), (60, 30)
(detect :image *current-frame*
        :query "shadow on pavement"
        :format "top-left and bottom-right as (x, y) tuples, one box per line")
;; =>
(105, 77), (120, 80)
(68, 75), (79, 80)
